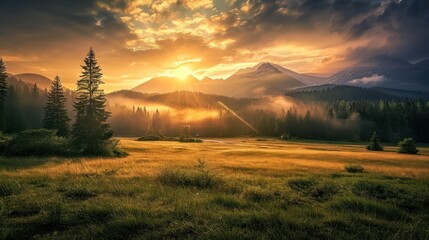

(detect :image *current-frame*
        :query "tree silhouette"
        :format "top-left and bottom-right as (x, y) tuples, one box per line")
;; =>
(366, 131), (384, 151)
(43, 76), (70, 136)
(72, 48), (112, 154)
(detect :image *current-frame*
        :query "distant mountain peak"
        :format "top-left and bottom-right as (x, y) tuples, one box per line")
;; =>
(256, 62), (281, 73)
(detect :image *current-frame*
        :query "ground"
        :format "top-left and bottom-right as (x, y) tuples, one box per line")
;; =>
(1, 138), (429, 239)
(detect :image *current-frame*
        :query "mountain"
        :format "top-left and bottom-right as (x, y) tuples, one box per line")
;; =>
(13, 73), (53, 90)
(267, 63), (328, 85)
(133, 75), (200, 93)
(218, 62), (307, 96)
(327, 55), (429, 92)
(133, 62), (317, 97)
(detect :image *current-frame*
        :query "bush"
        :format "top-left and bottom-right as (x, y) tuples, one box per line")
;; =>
(345, 164), (364, 173)
(137, 134), (161, 141)
(398, 138), (418, 154)
(4, 129), (71, 156)
(366, 132), (383, 151)
(89, 139), (128, 157)
(0, 132), (12, 153)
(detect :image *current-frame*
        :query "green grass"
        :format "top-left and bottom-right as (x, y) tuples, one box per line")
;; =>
(0, 138), (429, 239)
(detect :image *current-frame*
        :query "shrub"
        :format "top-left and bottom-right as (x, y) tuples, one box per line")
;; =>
(0, 132), (12, 153)
(345, 164), (364, 173)
(398, 138), (419, 154)
(4, 129), (70, 156)
(137, 134), (161, 141)
(366, 132), (383, 151)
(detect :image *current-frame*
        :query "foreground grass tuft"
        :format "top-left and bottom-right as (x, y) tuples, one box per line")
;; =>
(331, 196), (408, 221)
(345, 164), (365, 173)
(0, 180), (21, 197)
(158, 168), (221, 189)
(63, 188), (97, 200)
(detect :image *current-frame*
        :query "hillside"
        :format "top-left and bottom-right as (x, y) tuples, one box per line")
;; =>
(107, 90), (263, 110)
(13, 73), (53, 90)
(285, 85), (426, 101)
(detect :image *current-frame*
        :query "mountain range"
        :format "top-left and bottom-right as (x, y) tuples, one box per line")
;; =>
(7, 55), (429, 98)
(133, 55), (429, 97)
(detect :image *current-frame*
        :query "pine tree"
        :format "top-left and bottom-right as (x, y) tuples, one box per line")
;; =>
(43, 76), (70, 136)
(0, 58), (8, 130)
(72, 48), (113, 154)
(366, 131), (384, 151)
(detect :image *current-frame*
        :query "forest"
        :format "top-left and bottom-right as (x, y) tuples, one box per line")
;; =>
(3, 77), (429, 143)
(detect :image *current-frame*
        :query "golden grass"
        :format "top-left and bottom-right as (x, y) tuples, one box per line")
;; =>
(2, 138), (429, 179)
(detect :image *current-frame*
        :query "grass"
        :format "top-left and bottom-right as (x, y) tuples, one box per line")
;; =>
(345, 164), (365, 173)
(0, 137), (428, 239)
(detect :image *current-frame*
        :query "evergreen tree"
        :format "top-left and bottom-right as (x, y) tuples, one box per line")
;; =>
(0, 58), (8, 130)
(43, 76), (70, 136)
(398, 138), (418, 154)
(366, 131), (384, 151)
(72, 48), (113, 154)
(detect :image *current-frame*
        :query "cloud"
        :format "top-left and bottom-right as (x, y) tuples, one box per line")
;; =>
(350, 74), (386, 85)
(0, 0), (428, 91)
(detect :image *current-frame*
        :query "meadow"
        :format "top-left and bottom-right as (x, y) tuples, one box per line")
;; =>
(1, 138), (429, 239)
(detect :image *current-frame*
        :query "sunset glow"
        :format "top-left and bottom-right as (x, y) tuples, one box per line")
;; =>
(1, 0), (427, 92)
(174, 66), (193, 80)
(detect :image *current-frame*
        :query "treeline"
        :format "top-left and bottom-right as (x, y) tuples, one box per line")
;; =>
(1, 76), (74, 133)
(109, 98), (429, 143)
(108, 104), (277, 137)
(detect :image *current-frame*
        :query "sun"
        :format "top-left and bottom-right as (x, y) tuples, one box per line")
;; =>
(175, 66), (193, 80)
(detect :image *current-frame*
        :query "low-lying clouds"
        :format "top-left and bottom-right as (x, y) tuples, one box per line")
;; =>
(350, 74), (386, 85)
(0, 0), (428, 91)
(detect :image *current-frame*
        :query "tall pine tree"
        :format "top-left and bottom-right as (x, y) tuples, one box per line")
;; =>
(72, 48), (113, 154)
(0, 58), (8, 130)
(43, 76), (70, 136)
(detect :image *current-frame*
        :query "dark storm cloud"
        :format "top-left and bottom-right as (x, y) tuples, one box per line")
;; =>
(0, 0), (136, 56)
(214, 0), (429, 61)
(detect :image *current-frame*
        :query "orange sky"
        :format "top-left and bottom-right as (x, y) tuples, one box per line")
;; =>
(0, 0), (428, 92)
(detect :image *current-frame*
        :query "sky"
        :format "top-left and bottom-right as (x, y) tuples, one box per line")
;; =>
(0, 0), (428, 92)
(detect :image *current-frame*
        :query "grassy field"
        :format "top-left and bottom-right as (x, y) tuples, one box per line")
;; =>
(1, 138), (429, 239)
